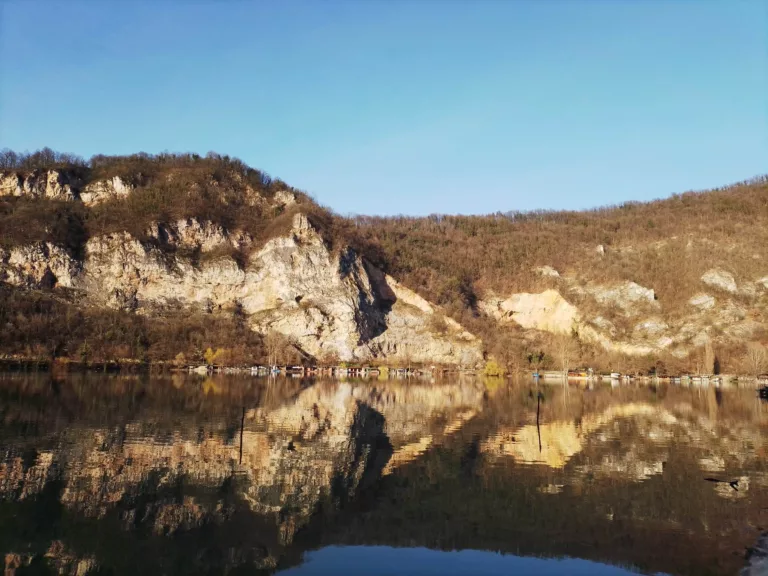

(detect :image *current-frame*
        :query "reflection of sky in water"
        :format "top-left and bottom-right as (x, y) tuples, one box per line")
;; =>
(278, 546), (666, 576)
(2, 373), (768, 575)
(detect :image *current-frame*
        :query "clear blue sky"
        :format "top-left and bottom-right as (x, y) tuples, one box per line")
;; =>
(1, 1), (766, 216)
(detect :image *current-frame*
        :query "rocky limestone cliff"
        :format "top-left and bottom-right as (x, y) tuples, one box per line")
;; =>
(0, 170), (82, 201)
(0, 169), (135, 205)
(3, 161), (768, 369)
(481, 264), (768, 358)
(480, 289), (579, 335)
(0, 168), (297, 208)
(0, 211), (482, 365)
(145, 218), (252, 252)
(0, 242), (80, 288)
(79, 175), (133, 205)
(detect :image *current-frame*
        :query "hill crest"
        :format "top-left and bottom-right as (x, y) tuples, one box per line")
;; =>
(1, 147), (767, 374)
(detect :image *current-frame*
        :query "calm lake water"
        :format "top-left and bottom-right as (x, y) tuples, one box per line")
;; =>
(1, 372), (767, 575)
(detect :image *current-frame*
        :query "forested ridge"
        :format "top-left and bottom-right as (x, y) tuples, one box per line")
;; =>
(354, 176), (768, 316)
(1, 147), (767, 373)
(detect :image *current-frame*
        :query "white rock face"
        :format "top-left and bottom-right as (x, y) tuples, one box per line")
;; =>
(0, 243), (79, 288)
(79, 176), (132, 205)
(0, 171), (135, 205)
(243, 215), (481, 364)
(480, 285), (719, 358)
(701, 269), (737, 293)
(145, 218), (251, 252)
(0, 173), (20, 196)
(634, 318), (668, 336)
(478, 243), (767, 358)
(0, 213), (481, 366)
(591, 281), (656, 310)
(273, 190), (296, 207)
(481, 289), (579, 334)
(689, 293), (716, 310)
(0, 170), (81, 201)
(80, 231), (248, 310)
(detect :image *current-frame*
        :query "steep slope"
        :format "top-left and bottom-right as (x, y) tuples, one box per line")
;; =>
(2, 148), (766, 371)
(0, 153), (481, 366)
(355, 176), (768, 370)
(480, 270), (768, 360)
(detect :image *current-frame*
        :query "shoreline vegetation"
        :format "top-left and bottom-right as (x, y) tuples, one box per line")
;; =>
(2, 357), (766, 389)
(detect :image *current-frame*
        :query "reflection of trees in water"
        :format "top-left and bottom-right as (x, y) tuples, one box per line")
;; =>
(2, 375), (768, 575)
(0, 374), (485, 574)
(328, 392), (768, 576)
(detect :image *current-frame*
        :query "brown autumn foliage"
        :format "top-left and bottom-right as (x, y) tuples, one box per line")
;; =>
(352, 176), (768, 316)
(0, 150), (310, 257)
(1, 148), (767, 371)
(348, 176), (768, 373)
(0, 284), (312, 366)
(0, 197), (88, 256)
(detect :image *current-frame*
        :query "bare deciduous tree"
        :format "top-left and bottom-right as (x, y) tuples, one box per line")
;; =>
(744, 343), (768, 376)
(264, 331), (289, 366)
(551, 333), (577, 377)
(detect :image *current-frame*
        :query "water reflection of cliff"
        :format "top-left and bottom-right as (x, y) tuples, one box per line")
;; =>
(482, 385), (768, 488)
(0, 374), (485, 574)
(332, 383), (768, 576)
(3, 375), (768, 575)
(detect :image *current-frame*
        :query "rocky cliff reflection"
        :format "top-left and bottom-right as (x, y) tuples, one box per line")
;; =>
(1, 374), (768, 575)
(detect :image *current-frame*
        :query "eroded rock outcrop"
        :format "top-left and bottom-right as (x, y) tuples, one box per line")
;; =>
(535, 265), (560, 278)
(701, 268), (738, 293)
(479, 288), (666, 355)
(0, 170), (82, 201)
(80, 176), (133, 205)
(0, 169), (136, 206)
(0, 242), (80, 288)
(480, 289), (579, 334)
(589, 281), (656, 310)
(0, 213), (481, 365)
(689, 293), (716, 310)
(480, 262), (766, 357)
(145, 218), (252, 252)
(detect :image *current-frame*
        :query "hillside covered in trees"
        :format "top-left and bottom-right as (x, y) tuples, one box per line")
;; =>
(354, 176), (768, 319)
(1, 147), (767, 374)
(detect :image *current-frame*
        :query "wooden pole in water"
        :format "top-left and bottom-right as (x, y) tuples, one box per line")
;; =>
(239, 406), (245, 465)
(536, 392), (542, 453)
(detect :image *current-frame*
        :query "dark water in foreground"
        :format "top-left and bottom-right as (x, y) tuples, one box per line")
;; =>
(1, 373), (767, 575)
